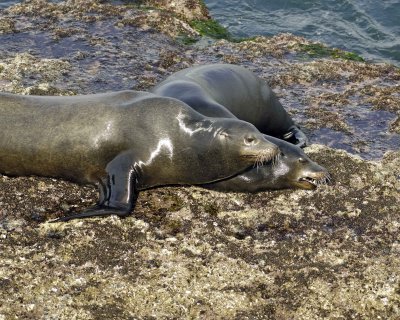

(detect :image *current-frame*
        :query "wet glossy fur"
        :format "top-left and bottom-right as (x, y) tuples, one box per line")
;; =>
(0, 90), (279, 220)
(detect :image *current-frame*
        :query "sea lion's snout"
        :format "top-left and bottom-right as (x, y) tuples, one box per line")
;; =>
(297, 167), (331, 190)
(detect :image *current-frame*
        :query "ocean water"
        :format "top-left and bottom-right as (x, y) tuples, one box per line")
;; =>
(1, 0), (399, 65)
(204, 0), (400, 66)
(0, 1), (14, 8)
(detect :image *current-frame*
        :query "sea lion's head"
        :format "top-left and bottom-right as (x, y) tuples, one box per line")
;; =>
(202, 135), (330, 192)
(173, 112), (280, 183)
(286, 154), (330, 190)
(211, 119), (280, 168)
(268, 137), (331, 190)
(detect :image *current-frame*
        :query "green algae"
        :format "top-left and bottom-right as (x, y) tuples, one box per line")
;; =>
(189, 19), (230, 39)
(176, 33), (199, 45)
(298, 43), (365, 62)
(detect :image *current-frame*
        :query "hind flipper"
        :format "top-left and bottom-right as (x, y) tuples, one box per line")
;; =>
(283, 125), (309, 148)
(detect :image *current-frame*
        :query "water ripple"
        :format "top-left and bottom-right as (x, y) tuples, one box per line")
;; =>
(205, 0), (400, 65)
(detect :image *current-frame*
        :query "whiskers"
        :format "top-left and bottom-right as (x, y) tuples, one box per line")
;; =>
(272, 152), (281, 167)
(251, 151), (281, 170)
(318, 172), (332, 186)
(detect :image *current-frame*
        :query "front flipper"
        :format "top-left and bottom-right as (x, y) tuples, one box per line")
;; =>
(52, 152), (139, 222)
(52, 205), (133, 222)
(283, 125), (309, 148)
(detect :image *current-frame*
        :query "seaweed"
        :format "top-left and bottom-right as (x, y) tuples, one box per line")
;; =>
(189, 19), (230, 40)
(298, 43), (365, 62)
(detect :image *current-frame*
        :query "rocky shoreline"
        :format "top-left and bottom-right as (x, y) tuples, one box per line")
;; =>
(1, 1), (399, 319)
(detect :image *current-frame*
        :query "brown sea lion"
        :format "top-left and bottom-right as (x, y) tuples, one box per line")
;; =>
(0, 90), (280, 221)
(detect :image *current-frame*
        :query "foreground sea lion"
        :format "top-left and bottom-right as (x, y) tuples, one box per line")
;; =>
(152, 64), (329, 191)
(152, 63), (309, 147)
(0, 91), (280, 221)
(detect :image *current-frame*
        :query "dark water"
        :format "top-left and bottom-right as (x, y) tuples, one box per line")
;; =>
(0, 1), (14, 8)
(2, 0), (399, 65)
(204, 0), (400, 66)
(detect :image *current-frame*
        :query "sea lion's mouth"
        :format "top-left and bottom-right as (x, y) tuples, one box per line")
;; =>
(298, 177), (318, 189)
(298, 172), (331, 190)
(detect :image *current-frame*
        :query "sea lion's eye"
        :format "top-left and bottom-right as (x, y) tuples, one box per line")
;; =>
(298, 157), (306, 163)
(244, 136), (256, 145)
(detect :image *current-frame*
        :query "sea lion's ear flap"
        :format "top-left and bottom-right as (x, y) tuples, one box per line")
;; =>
(51, 153), (139, 222)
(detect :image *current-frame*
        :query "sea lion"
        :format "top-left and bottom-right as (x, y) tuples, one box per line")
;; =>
(202, 136), (330, 192)
(0, 90), (280, 221)
(151, 63), (309, 147)
(151, 64), (330, 191)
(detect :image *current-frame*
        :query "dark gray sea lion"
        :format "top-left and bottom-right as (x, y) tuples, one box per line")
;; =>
(0, 90), (280, 221)
(152, 64), (329, 191)
(151, 63), (309, 147)
(202, 136), (330, 192)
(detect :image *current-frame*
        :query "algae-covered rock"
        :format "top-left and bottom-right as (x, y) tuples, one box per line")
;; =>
(0, 147), (399, 319)
(137, 0), (210, 21)
(120, 9), (200, 39)
(0, 53), (71, 93)
(0, 0), (399, 319)
(0, 17), (16, 34)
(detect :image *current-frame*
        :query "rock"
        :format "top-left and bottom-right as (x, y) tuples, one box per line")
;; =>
(0, 1), (399, 319)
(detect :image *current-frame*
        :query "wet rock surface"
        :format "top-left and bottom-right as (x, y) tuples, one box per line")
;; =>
(0, 1), (399, 319)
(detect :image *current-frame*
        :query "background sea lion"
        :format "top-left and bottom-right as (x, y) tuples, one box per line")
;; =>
(152, 63), (309, 147)
(202, 136), (330, 192)
(152, 65), (329, 191)
(0, 90), (279, 221)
